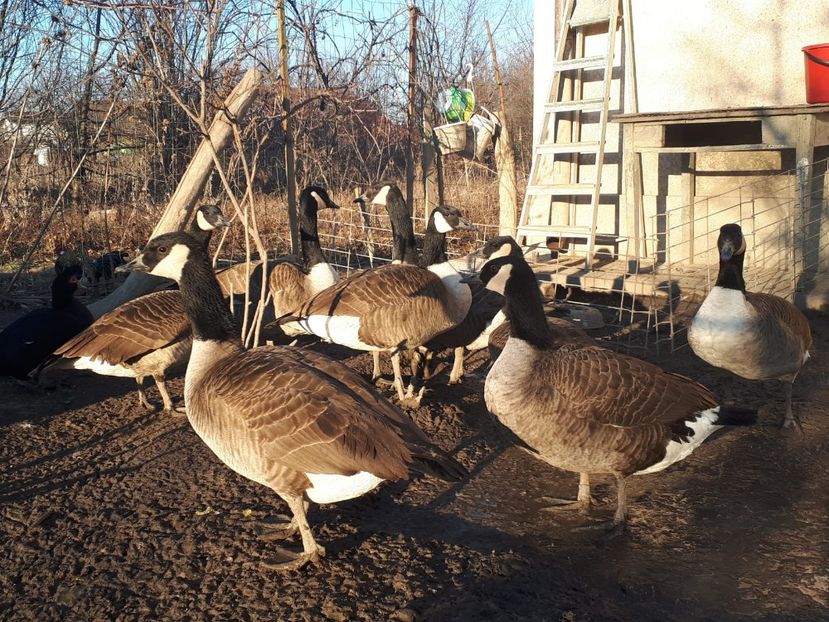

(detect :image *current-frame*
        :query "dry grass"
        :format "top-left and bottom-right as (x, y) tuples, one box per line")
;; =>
(0, 165), (526, 285)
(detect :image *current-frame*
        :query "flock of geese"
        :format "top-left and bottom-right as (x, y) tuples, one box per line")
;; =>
(0, 182), (814, 569)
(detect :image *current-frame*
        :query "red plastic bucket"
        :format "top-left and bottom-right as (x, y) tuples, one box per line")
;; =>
(803, 44), (829, 103)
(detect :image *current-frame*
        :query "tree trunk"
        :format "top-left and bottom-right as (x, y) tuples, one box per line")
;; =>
(88, 68), (264, 317)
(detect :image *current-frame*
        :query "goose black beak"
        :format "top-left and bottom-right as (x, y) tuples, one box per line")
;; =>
(456, 217), (477, 231)
(719, 242), (735, 262)
(216, 214), (232, 228)
(116, 256), (149, 273)
(459, 274), (478, 284)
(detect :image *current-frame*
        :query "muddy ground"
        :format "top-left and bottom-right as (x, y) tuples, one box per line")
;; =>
(1, 295), (827, 621)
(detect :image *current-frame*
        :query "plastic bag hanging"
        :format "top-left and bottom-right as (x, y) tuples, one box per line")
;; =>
(438, 63), (476, 122)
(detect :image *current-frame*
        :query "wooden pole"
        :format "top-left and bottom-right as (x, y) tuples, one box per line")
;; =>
(88, 68), (264, 317)
(406, 5), (419, 218)
(486, 21), (518, 236)
(278, 0), (299, 256)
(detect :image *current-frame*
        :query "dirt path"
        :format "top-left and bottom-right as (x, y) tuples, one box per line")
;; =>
(1, 311), (827, 621)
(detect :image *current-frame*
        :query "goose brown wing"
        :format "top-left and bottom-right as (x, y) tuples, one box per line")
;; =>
(745, 292), (812, 352)
(55, 291), (190, 364)
(268, 261), (309, 314)
(200, 347), (414, 480)
(297, 265), (444, 318)
(548, 345), (718, 428)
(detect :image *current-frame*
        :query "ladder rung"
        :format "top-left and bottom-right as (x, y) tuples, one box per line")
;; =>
(526, 184), (600, 196)
(544, 98), (604, 114)
(569, 15), (612, 29)
(554, 55), (608, 72)
(535, 142), (600, 155)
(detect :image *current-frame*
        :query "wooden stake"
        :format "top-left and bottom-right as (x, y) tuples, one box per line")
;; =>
(278, 0), (299, 256)
(486, 21), (518, 236)
(406, 5), (419, 218)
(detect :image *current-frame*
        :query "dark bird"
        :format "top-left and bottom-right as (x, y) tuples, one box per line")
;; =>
(0, 265), (93, 380)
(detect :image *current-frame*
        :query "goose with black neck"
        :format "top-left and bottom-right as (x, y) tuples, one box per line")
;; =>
(280, 204), (475, 404)
(53, 203), (231, 413)
(477, 253), (757, 531)
(118, 230), (467, 570)
(688, 223), (812, 429)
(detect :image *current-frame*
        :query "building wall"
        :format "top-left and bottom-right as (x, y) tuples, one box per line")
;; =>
(530, 0), (829, 276)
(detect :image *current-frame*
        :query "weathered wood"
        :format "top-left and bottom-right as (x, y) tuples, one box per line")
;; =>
(486, 21), (518, 236)
(278, 0), (299, 257)
(88, 68), (264, 317)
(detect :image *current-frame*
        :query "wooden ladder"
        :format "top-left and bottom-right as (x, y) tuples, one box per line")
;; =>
(517, 0), (629, 268)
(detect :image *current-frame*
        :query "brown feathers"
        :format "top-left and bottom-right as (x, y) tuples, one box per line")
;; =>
(56, 291), (190, 365)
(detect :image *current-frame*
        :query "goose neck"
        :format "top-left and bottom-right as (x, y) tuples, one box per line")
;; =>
(299, 196), (326, 267)
(715, 253), (746, 291)
(502, 268), (552, 349)
(419, 228), (447, 267)
(179, 258), (239, 342)
(386, 193), (418, 264)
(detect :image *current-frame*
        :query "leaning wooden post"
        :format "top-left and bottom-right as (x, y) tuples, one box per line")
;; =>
(88, 68), (264, 317)
(486, 21), (518, 236)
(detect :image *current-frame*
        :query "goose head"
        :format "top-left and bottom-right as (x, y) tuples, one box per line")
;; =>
(428, 204), (476, 234)
(194, 204), (231, 231)
(52, 264), (84, 308)
(477, 235), (523, 260)
(301, 185), (340, 214)
(717, 223), (746, 262)
(117, 232), (202, 283)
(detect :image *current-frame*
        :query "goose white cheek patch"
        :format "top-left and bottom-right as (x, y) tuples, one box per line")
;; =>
(150, 244), (190, 282)
(485, 264), (513, 295)
(371, 185), (391, 205)
(196, 210), (214, 231)
(433, 211), (454, 233)
(737, 236), (746, 255)
(311, 191), (324, 210)
(489, 243), (513, 260)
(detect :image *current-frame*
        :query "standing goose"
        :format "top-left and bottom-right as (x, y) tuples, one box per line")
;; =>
(353, 181), (419, 380)
(688, 223), (812, 429)
(269, 185), (340, 334)
(53, 204), (231, 412)
(214, 186), (340, 322)
(281, 205), (475, 402)
(476, 254), (756, 529)
(0, 265), (93, 380)
(119, 231), (466, 570)
(412, 235), (525, 389)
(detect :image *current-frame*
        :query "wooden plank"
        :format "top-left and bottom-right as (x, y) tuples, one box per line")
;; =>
(634, 143), (790, 153)
(614, 103), (829, 125)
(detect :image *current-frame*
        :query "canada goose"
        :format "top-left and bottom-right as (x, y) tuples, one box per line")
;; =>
(119, 230), (467, 570)
(214, 186), (339, 307)
(688, 223), (812, 429)
(352, 181), (418, 381)
(269, 185), (340, 335)
(475, 253), (756, 529)
(0, 265), (93, 380)
(53, 204), (230, 412)
(282, 204), (475, 402)
(411, 235), (525, 388)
